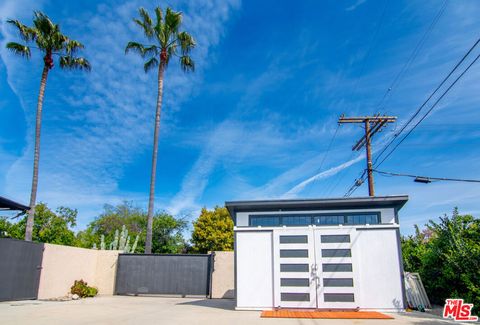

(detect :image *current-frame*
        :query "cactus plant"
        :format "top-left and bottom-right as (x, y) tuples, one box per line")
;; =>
(131, 235), (139, 253)
(100, 234), (106, 250)
(118, 225), (127, 250)
(92, 225), (139, 253)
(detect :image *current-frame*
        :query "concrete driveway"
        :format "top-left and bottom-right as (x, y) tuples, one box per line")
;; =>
(0, 296), (467, 325)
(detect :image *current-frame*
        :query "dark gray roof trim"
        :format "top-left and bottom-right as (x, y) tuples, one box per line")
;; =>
(225, 195), (408, 217)
(0, 196), (29, 211)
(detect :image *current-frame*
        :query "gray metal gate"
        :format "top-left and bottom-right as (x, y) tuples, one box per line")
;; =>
(115, 254), (213, 297)
(0, 238), (44, 301)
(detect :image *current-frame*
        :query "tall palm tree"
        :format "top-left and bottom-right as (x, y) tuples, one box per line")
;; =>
(6, 12), (90, 241)
(126, 7), (195, 253)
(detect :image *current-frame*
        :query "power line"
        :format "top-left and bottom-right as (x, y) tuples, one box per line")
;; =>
(346, 49), (480, 196)
(374, 169), (480, 183)
(319, 123), (341, 171)
(349, 0), (389, 99)
(344, 169), (366, 197)
(319, 1), (388, 198)
(305, 123), (341, 197)
(375, 0), (449, 111)
(346, 36), (480, 196)
(323, 151), (354, 196)
(342, 2), (451, 198)
(374, 51), (480, 168)
(339, 116), (397, 196)
(373, 36), (480, 166)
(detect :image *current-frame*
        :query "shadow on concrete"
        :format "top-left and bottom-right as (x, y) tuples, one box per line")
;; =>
(176, 298), (236, 311)
(220, 289), (235, 299)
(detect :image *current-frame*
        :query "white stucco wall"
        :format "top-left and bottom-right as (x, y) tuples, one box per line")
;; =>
(235, 231), (273, 309)
(235, 208), (396, 226)
(37, 243), (120, 299)
(353, 228), (404, 310)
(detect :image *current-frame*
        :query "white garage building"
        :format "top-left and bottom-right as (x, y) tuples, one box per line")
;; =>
(226, 195), (408, 311)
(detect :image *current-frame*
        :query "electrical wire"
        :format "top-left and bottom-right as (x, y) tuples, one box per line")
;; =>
(374, 51), (480, 168)
(323, 151), (355, 196)
(373, 37), (480, 166)
(349, 0), (389, 100)
(374, 169), (480, 183)
(304, 123), (341, 197)
(342, 2), (452, 197)
(375, 0), (449, 111)
(345, 48), (480, 197)
(344, 169), (366, 197)
(344, 49), (480, 197)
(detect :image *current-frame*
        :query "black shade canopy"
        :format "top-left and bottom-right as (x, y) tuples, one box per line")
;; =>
(0, 196), (29, 211)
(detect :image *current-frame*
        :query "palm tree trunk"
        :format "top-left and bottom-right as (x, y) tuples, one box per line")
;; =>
(145, 61), (165, 253)
(25, 64), (49, 241)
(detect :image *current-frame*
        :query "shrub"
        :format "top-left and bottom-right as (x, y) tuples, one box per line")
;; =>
(70, 279), (98, 298)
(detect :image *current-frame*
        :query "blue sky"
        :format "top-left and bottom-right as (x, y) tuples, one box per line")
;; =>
(1, 0), (480, 235)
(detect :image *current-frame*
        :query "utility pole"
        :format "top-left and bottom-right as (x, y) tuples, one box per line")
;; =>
(338, 115), (397, 197)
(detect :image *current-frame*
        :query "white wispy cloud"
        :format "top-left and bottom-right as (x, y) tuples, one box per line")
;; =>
(2, 0), (480, 236)
(346, 0), (367, 12)
(0, 0), (240, 225)
(283, 154), (364, 198)
(166, 118), (316, 215)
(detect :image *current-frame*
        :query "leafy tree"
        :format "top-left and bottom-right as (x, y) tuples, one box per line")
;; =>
(76, 201), (188, 253)
(401, 208), (480, 314)
(0, 203), (77, 246)
(126, 7), (195, 253)
(401, 225), (429, 272)
(6, 11), (90, 241)
(191, 207), (233, 253)
(152, 213), (188, 253)
(76, 201), (145, 249)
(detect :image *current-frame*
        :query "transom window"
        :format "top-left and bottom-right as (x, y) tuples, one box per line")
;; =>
(249, 213), (380, 227)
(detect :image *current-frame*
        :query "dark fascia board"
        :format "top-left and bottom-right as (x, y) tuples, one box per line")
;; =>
(225, 195), (408, 219)
(0, 195), (29, 211)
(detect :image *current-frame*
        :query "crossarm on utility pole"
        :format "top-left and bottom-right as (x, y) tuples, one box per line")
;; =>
(338, 115), (397, 197)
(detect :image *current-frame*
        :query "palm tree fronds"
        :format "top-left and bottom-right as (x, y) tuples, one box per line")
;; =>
(65, 39), (84, 55)
(59, 56), (91, 71)
(50, 33), (69, 51)
(6, 42), (31, 58)
(165, 8), (181, 35)
(125, 41), (146, 56)
(144, 57), (159, 73)
(177, 31), (195, 55)
(137, 8), (154, 39)
(180, 55), (194, 72)
(6, 19), (36, 41)
(143, 45), (159, 58)
(154, 7), (163, 32)
(32, 11), (56, 38)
